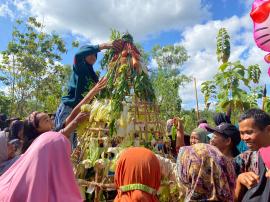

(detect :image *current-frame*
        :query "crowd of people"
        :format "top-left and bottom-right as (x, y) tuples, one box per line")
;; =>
(0, 40), (270, 202)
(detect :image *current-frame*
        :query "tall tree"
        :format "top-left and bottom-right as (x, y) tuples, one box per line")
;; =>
(151, 45), (190, 119)
(0, 17), (73, 117)
(201, 28), (262, 121)
(0, 92), (11, 115)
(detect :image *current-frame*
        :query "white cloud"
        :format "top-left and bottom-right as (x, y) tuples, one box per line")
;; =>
(179, 13), (269, 110)
(0, 2), (14, 19)
(12, 0), (30, 15)
(4, 0), (267, 111)
(11, 0), (210, 43)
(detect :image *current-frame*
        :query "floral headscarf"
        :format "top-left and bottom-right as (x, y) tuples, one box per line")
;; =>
(177, 143), (236, 202)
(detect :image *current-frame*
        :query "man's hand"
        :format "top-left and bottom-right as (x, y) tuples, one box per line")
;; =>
(237, 172), (260, 189)
(174, 117), (184, 133)
(99, 39), (124, 52)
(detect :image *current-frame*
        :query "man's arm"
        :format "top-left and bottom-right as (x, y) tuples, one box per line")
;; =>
(98, 43), (113, 50)
(75, 40), (123, 60)
(234, 172), (259, 201)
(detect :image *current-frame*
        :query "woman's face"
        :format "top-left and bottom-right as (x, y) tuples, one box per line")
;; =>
(85, 54), (97, 65)
(36, 113), (53, 133)
(190, 132), (200, 145)
(210, 132), (228, 152)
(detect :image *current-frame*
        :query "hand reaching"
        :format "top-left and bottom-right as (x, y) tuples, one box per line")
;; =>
(74, 112), (89, 124)
(237, 172), (259, 189)
(92, 77), (108, 94)
(174, 117), (184, 133)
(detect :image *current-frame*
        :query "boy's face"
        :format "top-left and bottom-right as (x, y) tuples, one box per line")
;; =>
(239, 118), (270, 151)
(85, 54), (97, 65)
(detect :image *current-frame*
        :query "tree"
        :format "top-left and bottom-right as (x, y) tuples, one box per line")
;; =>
(216, 28), (230, 63)
(201, 28), (262, 122)
(151, 45), (191, 119)
(180, 109), (216, 134)
(0, 92), (11, 115)
(0, 17), (73, 117)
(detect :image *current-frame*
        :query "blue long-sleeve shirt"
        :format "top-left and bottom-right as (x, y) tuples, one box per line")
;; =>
(61, 45), (100, 108)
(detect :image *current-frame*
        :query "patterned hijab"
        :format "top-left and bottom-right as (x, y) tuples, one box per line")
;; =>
(176, 143), (236, 202)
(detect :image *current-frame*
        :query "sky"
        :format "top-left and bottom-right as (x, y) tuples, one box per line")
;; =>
(0, 0), (268, 110)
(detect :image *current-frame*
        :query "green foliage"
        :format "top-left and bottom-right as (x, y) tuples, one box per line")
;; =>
(0, 92), (11, 115)
(72, 40), (80, 48)
(264, 97), (270, 113)
(216, 28), (230, 63)
(201, 81), (216, 109)
(201, 28), (262, 122)
(0, 17), (71, 116)
(152, 44), (189, 69)
(135, 43), (150, 67)
(151, 45), (191, 120)
(180, 109), (216, 134)
(100, 29), (121, 69)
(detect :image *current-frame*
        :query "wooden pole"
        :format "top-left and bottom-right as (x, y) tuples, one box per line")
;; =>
(262, 84), (267, 111)
(194, 77), (200, 120)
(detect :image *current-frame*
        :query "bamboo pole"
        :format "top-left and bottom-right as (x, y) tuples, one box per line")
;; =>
(262, 84), (267, 111)
(194, 77), (200, 120)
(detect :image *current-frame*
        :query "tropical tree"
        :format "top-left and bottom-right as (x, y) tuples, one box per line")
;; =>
(180, 109), (216, 133)
(201, 28), (262, 121)
(151, 45), (191, 119)
(0, 17), (75, 117)
(0, 92), (11, 115)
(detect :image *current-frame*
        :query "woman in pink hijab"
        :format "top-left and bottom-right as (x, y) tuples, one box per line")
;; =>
(0, 131), (83, 202)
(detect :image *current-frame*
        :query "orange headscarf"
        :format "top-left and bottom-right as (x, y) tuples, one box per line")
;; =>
(114, 147), (161, 202)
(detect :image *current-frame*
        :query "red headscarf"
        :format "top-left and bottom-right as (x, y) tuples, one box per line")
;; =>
(114, 147), (161, 202)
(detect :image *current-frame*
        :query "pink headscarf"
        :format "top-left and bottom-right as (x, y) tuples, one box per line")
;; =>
(198, 123), (209, 130)
(259, 146), (270, 169)
(0, 131), (83, 202)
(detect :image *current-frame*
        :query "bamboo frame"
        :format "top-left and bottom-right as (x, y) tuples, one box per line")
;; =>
(72, 95), (166, 201)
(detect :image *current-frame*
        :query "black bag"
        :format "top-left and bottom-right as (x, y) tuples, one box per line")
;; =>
(242, 155), (270, 202)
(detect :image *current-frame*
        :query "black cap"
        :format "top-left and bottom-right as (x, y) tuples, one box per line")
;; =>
(206, 123), (241, 146)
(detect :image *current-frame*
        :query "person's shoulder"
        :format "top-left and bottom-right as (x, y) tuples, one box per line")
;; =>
(234, 150), (258, 164)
